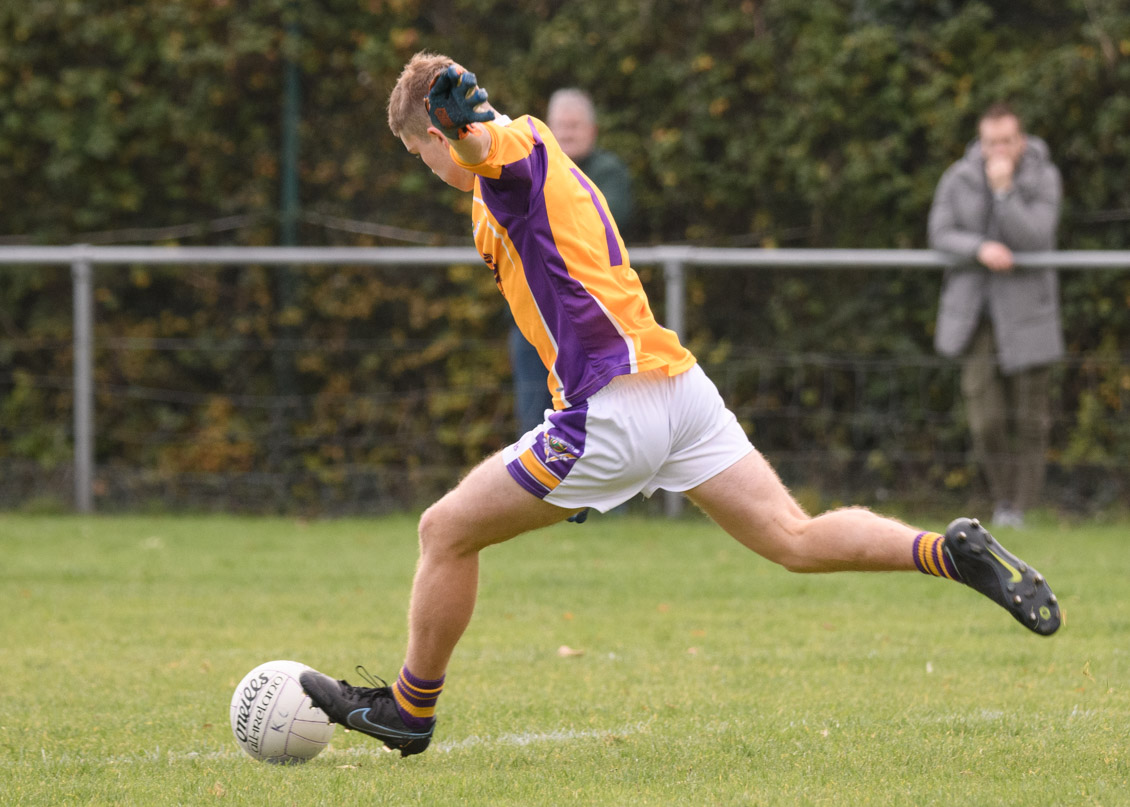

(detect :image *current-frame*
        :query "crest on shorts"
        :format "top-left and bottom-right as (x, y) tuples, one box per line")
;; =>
(543, 433), (579, 463)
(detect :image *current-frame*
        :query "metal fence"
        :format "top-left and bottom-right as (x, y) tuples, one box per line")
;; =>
(2, 245), (1128, 514)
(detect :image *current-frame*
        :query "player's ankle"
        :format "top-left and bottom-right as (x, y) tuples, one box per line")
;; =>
(392, 666), (445, 728)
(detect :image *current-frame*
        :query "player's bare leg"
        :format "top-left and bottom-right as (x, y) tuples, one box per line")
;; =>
(686, 449), (917, 571)
(301, 453), (575, 755)
(406, 453), (574, 678)
(686, 449), (1060, 634)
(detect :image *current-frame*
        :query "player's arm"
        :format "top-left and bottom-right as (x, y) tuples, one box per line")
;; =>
(444, 124), (491, 165)
(426, 65), (494, 164)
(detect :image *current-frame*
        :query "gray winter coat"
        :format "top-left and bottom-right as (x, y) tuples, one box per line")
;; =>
(928, 135), (1064, 373)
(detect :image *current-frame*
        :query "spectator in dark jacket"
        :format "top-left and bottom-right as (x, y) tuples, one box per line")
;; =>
(508, 88), (635, 436)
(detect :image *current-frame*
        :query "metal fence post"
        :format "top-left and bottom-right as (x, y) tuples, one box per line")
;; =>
(663, 255), (686, 517)
(71, 253), (94, 513)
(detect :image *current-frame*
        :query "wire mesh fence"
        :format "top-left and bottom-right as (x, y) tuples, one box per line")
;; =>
(2, 331), (1126, 516)
(1, 247), (1127, 516)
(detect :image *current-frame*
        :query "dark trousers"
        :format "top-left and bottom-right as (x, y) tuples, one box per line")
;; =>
(960, 322), (1052, 513)
(509, 324), (553, 437)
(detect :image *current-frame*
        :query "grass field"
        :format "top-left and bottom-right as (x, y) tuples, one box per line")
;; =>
(1, 511), (1127, 806)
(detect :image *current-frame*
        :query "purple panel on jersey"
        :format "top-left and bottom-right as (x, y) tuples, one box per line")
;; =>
(478, 119), (631, 405)
(570, 168), (622, 267)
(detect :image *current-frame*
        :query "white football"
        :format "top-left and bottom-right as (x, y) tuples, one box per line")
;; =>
(229, 659), (335, 764)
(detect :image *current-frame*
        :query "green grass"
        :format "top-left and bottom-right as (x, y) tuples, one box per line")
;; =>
(1, 512), (1127, 806)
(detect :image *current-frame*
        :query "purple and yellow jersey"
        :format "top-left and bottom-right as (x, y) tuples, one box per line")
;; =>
(452, 115), (695, 410)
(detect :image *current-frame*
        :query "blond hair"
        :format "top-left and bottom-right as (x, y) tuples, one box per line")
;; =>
(388, 51), (454, 139)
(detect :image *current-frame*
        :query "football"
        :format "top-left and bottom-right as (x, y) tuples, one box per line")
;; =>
(229, 659), (335, 764)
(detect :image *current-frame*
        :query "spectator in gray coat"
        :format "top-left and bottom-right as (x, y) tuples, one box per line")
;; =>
(929, 102), (1064, 529)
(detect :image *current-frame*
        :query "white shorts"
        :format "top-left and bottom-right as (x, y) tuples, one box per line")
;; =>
(502, 364), (754, 512)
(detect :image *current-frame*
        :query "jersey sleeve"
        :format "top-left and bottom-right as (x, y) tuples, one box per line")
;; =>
(451, 120), (549, 210)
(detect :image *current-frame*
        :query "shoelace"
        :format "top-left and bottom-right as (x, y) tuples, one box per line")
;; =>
(337, 665), (392, 702)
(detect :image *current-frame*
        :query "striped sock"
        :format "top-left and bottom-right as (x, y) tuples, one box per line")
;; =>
(392, 667), (444, 729)
(912, 531), (961, 581)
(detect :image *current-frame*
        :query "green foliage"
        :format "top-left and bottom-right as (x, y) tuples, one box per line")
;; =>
(5, 0), (1127, 245)
(1, 0), (1129, 510)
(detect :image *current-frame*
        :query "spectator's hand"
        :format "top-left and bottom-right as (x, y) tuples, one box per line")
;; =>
(425, 65), (494, 140)
(985, 155), (1015, 193)
(977, 240), (1014, 272)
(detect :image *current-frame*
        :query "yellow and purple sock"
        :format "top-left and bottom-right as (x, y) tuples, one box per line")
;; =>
(392, 667), (444, 729)
(913, 531), (960, 581)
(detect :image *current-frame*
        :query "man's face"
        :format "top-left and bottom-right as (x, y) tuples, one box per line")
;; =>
(548, 101), (597, 161)
(401, 128), (476, 192)
(978, 115), (1026, 165)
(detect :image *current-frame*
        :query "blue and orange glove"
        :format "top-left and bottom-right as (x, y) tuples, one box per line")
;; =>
(425, 65), (495, 140)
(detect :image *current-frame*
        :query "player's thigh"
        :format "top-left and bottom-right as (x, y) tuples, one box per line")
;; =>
(420, 450), (576, 555)
(683, 449), (808, 558)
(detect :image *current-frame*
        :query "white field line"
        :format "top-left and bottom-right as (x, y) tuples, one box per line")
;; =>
(22, 720), (653, 767)
(439, 721), (652, 754)
(18, 707), (1102, 768)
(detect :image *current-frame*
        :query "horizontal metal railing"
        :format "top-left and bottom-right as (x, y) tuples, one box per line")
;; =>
(4, 244), (1130, 266)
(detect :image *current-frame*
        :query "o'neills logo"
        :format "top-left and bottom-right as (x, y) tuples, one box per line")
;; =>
(234, 672), (284, 752)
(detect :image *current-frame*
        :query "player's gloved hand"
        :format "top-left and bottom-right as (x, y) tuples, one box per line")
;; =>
(425, 65), (495, 140)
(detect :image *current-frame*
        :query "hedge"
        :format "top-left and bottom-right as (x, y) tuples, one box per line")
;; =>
(1, 0), (1127, 511)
